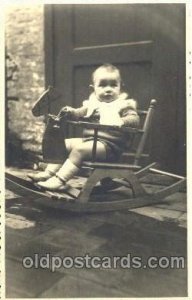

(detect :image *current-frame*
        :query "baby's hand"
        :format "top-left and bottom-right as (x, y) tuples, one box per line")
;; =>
(58, 106), (74, 118)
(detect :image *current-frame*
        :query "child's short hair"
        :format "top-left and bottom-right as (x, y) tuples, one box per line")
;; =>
(92, 63), (121, 83)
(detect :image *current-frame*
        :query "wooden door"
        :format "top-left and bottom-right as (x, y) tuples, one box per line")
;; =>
(44, 4), (185, 174)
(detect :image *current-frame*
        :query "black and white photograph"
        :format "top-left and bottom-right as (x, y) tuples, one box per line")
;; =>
(2, 1), (190, 298)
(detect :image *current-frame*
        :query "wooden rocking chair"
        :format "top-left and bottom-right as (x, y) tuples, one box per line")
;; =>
(5, 87), (186, 213)
(54, 99), (185, 212)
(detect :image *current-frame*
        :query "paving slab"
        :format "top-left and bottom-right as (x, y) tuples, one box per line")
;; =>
(6, 259), (64, 298)
(153, 194), (186, 212)
(6, 231), (64, 262)
(88, 218), (187, 257)
(51, 267), (140, 295)
(54, 213), (108, 233)
(37, 227), (106, 257)
(91, 209), (187, 235)
(38, 262), (187, 298)
(38, 272), (139, 298)
(131, 205), (184, 223)
(5, 208), (57, 239)
(6, 231), (33, 257)
(177, 212), (187, 227)
(6, 287), (31, 299)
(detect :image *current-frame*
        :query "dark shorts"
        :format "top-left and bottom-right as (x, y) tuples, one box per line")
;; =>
(83, 137), (122, 162)
(101, 141), (121, 162)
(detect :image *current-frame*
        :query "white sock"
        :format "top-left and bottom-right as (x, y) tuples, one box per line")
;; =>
(45, 163), (62, 174)
(56, 159), (80, 182)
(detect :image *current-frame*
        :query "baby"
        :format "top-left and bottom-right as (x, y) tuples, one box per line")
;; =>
(29, 64), (139, 191)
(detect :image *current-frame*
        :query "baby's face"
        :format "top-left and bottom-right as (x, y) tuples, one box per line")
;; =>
(93, 70), (121, 102)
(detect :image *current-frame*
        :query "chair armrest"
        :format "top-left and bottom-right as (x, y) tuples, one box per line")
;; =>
(66, 120), (142, 133)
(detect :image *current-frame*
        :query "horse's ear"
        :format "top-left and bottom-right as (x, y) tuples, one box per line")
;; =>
(32, 88), (50, 116)
(32, 86), (62, 117)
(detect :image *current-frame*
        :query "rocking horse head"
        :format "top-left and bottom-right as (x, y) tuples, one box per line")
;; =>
(32, 86), (63, 117)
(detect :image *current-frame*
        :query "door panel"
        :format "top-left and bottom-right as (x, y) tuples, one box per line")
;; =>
(45, 5), (154, 112)
(73, 4), (153, 47)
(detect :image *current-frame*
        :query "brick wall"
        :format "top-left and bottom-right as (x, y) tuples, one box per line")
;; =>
(6, 5), (45, 164)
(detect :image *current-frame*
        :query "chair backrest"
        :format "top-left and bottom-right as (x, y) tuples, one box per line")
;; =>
(121, 99), (157, 166)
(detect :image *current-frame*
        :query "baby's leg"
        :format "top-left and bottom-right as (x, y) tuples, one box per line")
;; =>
(65, 138), (84, 153)
(55, 140), (106, 183)
(68, 140), (107, 167)
(37, 140), (107, 190)
(28, 138), (83, 182)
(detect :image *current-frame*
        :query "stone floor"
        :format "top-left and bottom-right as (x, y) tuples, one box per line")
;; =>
(5, 167), (187, 298)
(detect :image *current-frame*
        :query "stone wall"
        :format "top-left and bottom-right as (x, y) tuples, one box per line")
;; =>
(5, 5), (45, 164)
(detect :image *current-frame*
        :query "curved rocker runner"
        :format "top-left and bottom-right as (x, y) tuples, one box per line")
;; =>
(5, 162), (186, 213)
